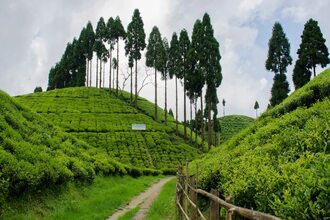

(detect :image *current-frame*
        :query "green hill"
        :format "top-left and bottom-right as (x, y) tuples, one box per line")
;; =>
(15, 87), (200, 171)
(189, 69), (330, 219)
(218, 115), (254, 144)
(0, 90), (141, 206)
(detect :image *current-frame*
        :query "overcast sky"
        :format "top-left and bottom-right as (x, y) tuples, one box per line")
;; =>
(1, 0), (329, 119)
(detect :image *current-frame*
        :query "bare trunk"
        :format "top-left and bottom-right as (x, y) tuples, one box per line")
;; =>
(89, 59), (92, 87)
(190, 100), (192, 144)
(175, 76), (178, 135)
(195, 98), (198, 148)
(201, 95), (204, 148)
(313, 65), (316, 77)
(99, 59), (102, 88)
(116, 40), (119, 95)
(184, 83), (186, 142)
(208, 100), (212, 150)
(86, 58), (89, 87)
(109, 51), (112, 93)
(154, 67), (157, 121)
(103, 61), (105, 88)
(96, 58), (99, 88)
(135, 59), (138, 108)
(130, 66), (133, 104)
(165, 72), (167, 124)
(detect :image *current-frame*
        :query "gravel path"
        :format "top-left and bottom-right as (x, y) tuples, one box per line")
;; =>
(107, 176), (174, 220)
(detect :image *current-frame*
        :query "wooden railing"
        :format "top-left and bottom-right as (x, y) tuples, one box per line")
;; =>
(176, 162), (281, 220)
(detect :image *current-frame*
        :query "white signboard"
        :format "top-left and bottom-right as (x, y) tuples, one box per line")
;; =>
(132, 124), (146, 131)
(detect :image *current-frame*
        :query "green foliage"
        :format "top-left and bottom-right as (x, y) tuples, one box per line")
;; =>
(270, 73), (290, 106)
(265, 22), (292, 75)
(218, 115), (254, 144)
(293, 58), (311, 89)
(0, 89), (141, 209)
(190, 70), (330, 219)
(297, 18), (330, 77)
(16, 87), (200, 171)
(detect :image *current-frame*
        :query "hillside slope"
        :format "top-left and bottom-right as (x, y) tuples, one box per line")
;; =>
(0, 90), (137, 207)
(190, 69), (330, 219)
(218, 115), (254, 144)
(16, 87), (199, 171)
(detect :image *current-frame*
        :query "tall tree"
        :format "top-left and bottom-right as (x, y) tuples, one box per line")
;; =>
(178, 29), (191, 141)
(128, 54), (134, 103)
(112, 16), (126, 95)
(191, 19), (206, 147)
(292, 58), (311, 90)
(254, 101), (259, 118)
(168, 32), (181, 135)
(106, 17), (116, 93)
(265, 22), (292, 107)
(146, 26), (163, 121)
(201, 13), (222, 149)
(159, 38), (170, 124)
(126, 9), (146, 107)
(85, 21), (95, 87)
(94, 17), (107, 88)
(297, 18), (329, 77)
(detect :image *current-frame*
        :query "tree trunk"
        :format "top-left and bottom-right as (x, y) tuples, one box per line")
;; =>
(190, 100), (192, 144)
(175, 76), (178, 135)
(96, 58), (99, 88)
(130, 66), (133, 104)
(135, 59), (138, 108)
(184, 83), (187, 142)
(99, 59), (102, 88)
(86, 58), (89, 87)
(195, 98), (198, 148)
(89, 59), (92, 87)
(102, 61), (105, 88)
(313, 65), (316, 77)
(113, 66), (115, 90)
(154, 66), (158, 121)
(208, 100), (212, 150)
(165, 72), (167, 124)
(109, 50), (112, 93)
(201, 95), (205, 148)
(116, 39), (119, 95)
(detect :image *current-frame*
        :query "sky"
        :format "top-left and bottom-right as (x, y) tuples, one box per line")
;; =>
(0, 0), (329, 119)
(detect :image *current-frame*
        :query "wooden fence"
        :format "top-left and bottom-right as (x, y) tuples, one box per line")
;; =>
(176, 162), (281, 220)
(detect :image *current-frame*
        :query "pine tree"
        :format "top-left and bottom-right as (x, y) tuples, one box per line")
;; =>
(168, 32), (180, 135)
(94, 17), (107, 88)
(178, 29), (191, 142)
(126, 9), (146, 107)
(266, 22), (292, 107)
(106, 17), (115, 93)
(146, 26), (163, 121)
(254, 101), (259, 118)
(159, 38), (170, 124)
(85, 21), (95, 87)
(292, 59), (311, 89)
(297, 18), (329, 77)
(201, 13), (222, 149)
(113, 16), (126, 95)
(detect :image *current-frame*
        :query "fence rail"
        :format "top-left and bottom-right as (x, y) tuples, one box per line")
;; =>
(176, 162), (281, 220)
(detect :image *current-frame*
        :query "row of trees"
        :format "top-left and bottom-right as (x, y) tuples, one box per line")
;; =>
(48, 10), (223, 149)
(266, 19), (329, 106)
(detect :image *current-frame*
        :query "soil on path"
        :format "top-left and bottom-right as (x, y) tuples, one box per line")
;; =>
(107, 176), (174, 220)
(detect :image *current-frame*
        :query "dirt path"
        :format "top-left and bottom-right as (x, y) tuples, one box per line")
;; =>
(107, 176), (174, 220)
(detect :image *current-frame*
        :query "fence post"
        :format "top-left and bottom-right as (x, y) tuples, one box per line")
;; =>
(190, 176), (197, 220)
(210, 189), (219, 220)
(184, 161), (189, 217)
(177, 165), (183, 220)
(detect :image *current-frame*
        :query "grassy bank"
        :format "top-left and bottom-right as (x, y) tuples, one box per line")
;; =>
(1, 175), (160, 220)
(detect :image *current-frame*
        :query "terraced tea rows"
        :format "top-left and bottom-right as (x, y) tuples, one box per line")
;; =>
(16, 87), (199, 170)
